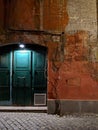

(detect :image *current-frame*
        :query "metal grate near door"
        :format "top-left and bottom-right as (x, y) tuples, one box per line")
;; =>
(34, 93), (46, 106)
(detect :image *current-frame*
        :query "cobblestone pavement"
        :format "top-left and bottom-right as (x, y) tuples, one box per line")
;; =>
(0, 112), (98, 130)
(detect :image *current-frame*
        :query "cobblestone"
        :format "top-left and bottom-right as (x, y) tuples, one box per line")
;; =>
(0, 112), (97, 130)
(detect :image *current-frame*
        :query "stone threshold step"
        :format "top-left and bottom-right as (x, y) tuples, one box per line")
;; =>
(0, 106), (47, 113)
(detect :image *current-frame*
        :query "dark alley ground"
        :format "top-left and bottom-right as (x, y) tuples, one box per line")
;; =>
(0, 112), (98, 130)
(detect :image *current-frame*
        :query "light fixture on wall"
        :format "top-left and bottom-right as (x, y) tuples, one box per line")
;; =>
(19, 44), (25, 49)
(19, 43), (27, 53)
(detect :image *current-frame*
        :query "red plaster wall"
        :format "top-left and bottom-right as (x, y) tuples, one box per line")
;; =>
(2, 0), (68, 32)
(0, 0), (4, 29)
(43, 0), (68, 32)
(8, 0), (38, 30)
(0, 0), (98, 101)
(48, 31), (98, 100)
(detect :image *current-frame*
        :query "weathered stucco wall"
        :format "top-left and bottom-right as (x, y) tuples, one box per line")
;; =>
(7, 0), (40, 30)
(0, 0), (98, 103)
(66, 0), (97, 43)
(43, 0), (68, 32)
(0, 0), (4, 30)
(48, 0), (98, 101)
(0, 0), (68, 32)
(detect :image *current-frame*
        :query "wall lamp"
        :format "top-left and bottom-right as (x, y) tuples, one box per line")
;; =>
(19, 44), (25, 49)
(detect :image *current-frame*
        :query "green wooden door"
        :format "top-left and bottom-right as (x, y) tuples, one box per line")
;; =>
(13, 50), (31, 106)
(13, 49), (47, 106)
(32, 51), (47, 104)
(0, 52), (10, 101)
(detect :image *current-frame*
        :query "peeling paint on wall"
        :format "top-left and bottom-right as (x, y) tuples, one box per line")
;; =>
(0, 0), (98, 101)
(48, 30), (98, 99)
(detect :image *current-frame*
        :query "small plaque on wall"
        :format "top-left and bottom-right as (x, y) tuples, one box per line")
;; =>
(52, 35), (61, 42)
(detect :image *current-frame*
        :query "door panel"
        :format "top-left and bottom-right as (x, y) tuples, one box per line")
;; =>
(13, 50), (31, 105)
(0, 53), (10, 69)
(13, 71), (31, 87)
(0, 53), (10, 101)
(32, 51), (47, 93)
(14, 51), (31, 71)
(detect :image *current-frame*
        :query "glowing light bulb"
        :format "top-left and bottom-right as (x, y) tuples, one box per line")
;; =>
(19, 44), (25, 48)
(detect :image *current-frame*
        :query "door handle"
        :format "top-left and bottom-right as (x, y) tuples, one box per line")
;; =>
(18, 77), (25, 79)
